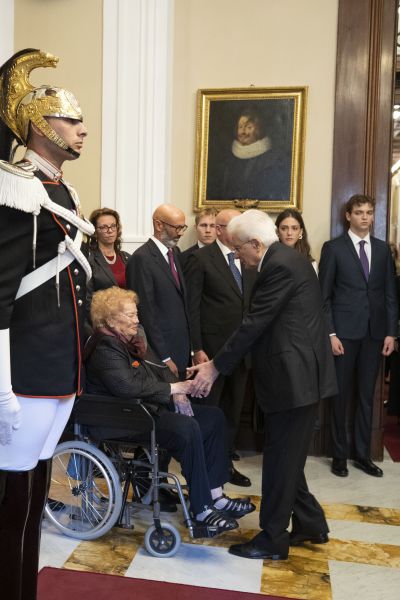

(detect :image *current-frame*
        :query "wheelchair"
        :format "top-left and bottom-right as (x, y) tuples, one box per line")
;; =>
(45, 393), (222, 557)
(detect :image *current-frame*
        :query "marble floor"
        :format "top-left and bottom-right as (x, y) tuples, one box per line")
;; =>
(40, 450), (400, 599)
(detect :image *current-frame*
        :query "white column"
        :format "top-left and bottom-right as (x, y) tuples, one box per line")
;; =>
(0, 1), (14, 64)
(102, 0), (174, 253)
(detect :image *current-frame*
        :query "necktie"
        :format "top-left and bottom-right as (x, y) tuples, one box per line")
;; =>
(359, 240), (369, 280)
(228, 252), (243, 293)
(167, 248), (181, 289)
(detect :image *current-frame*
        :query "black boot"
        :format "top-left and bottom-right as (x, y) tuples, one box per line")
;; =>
(0, 469), (34, 600)
(21, 459), (53, 600)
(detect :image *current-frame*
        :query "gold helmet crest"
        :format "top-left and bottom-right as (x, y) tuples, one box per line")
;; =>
(0, 48), (83, 155)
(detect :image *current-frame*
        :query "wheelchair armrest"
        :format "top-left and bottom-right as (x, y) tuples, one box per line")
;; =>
(73, 393), (154, 431)
(77, 393), (143, 406)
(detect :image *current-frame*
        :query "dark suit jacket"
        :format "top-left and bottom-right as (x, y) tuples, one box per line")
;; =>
(184, 241), (256, 357)
(87, 247), (130, 291)
(126, 239), (191, 372)
(85, 248), (130, 320)
(179, 243), (200, 269)
(319, 233), (398, 340)
(214, 243), (337, 414)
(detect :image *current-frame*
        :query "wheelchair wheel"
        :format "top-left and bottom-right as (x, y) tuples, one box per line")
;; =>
(144, 523), (181, 558)
(45, 440), (123, 540)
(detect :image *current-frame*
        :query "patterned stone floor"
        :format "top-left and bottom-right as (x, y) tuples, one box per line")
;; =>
(40, 452), (400, 599)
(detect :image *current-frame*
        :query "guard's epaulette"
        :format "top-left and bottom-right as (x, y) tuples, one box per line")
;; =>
(0, 159), (47, 214)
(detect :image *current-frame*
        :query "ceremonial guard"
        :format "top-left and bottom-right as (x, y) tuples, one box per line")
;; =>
(0, 49), (94, 600)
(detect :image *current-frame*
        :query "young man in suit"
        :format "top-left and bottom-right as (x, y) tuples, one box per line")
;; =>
(184, 208), (256, 487)
(179, 208), (217, 268)
(319, 194), (398, 478)
(188, 209), (337, 560)
(126, 203), (191, 379)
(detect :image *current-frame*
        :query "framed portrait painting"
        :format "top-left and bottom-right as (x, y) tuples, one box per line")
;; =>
(193, 87), (307, 212)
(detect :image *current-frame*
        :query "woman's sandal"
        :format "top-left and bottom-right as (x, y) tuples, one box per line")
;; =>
(194, 509), (239, 531)
(213, 494), (256, 518)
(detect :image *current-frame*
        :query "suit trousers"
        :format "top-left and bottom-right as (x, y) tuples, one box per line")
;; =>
(331, 335), (382, 459)
(90, 404), (230, 515)
(204, 361), (249, 452)
(259, 403), (328, 554)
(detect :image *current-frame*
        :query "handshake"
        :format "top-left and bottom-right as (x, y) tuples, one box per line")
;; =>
(169, 359), (220, 398)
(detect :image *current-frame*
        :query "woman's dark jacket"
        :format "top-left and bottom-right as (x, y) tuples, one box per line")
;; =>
(85, 246), (130, 305)
(84, 247), (130, 336)
(85, 332), (176, 414)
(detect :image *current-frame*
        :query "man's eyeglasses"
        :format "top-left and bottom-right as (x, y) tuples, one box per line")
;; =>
(233, 240), (253, 253)
(97, 224), (117, 232)
(157, 220), (188, 234)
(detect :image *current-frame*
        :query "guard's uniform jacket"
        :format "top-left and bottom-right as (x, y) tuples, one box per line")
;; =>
(0, 157), (94, 397)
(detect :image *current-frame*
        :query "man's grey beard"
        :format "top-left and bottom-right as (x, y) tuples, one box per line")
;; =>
(160, 230), (178, 248)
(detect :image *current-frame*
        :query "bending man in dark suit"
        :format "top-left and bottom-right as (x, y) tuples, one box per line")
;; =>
(188, 209), (337, 560)
(126, 204), (191, 379)
(184, 208), (257, 487)
(319, 194), (398, 478)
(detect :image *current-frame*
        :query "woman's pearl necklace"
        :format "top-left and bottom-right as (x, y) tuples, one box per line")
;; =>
(102, 251), (117, 265)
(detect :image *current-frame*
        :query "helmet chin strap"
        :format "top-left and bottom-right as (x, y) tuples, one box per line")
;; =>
(31, 116), (81, 160)
(66, 146), (80, 159)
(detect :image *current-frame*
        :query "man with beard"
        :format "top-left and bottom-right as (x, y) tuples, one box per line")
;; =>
(126, 204), (191, 379)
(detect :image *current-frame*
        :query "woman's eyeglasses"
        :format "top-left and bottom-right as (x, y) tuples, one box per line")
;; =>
(97, 224), (117, 232)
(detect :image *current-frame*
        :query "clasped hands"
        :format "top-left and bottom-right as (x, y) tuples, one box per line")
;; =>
(169, 359), (219, 414)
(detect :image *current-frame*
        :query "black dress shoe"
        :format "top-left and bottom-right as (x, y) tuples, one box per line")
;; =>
(353, 458), (383, 477)
(228, 466), (251, 487)
(331, 458), (348, 477)
(231, 451), (241, 462)
(290, 532), (329, 547)
(159, 488), (180, 504)
(229, 534), (288, 560)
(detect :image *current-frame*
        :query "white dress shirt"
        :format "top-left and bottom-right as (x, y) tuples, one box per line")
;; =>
(216, 239), (242, 273)
(347, 229), (371, 269)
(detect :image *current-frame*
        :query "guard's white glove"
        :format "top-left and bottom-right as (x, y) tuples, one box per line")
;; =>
(0, 390), (21, 445)
(0, 329), (21, 445)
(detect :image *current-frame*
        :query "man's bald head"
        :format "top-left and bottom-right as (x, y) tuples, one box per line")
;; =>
(216, 209), (241, 248)
(152, 203), (187, 248)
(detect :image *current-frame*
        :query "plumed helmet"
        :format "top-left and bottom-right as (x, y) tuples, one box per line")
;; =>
(0, 48), (83, 157)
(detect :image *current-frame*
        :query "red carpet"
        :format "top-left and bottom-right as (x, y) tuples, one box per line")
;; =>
(384, 416), (400, 461)
(38, 567), (295, 600)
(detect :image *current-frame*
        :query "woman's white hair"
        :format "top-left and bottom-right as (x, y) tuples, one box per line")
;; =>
(227, 209), (278, 247)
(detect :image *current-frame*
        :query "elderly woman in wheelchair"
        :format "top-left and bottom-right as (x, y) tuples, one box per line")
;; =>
(80, 286), (255, 536)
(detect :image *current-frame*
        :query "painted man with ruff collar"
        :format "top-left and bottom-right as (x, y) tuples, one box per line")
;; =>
(0, 49), (94, 600)
(220, 107), (290, 201)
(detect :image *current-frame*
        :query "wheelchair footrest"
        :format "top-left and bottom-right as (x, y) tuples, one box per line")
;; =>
(190, 524), (220, 539)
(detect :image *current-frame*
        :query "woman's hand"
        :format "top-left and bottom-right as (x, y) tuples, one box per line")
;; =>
(173, 394), (194, 417)
(170, 380), (193, 395)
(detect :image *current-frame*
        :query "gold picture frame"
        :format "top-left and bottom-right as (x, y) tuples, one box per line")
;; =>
(193, 87), (307, 213)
